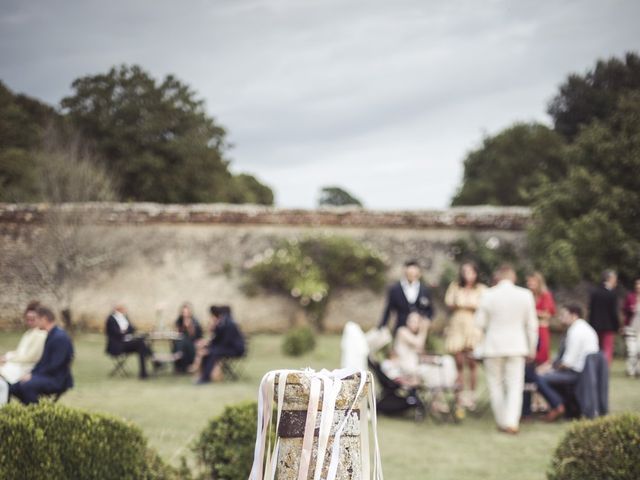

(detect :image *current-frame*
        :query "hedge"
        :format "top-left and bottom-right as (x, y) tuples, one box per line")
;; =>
(548, 413), (640, 480)
(0, 401), (178, 480)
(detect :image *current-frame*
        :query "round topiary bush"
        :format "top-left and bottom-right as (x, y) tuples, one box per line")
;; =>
(282, 325), (316, 356)
(547, 413), (640, 480)
(0, 401), (177, 480)
(192, 402), (259, 480)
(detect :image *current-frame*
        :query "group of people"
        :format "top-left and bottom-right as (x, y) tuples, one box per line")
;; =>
(377, 260), (638, 434)
(0, 302), (74, 406)
(105, 302), (245, 384)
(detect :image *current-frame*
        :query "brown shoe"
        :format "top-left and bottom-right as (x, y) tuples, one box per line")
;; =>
(544, 404), (565, 422)
(497, 426), (519, 435)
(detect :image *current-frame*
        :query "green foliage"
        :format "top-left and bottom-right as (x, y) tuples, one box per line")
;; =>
(318, 186), (363, 207)
(549, 52), (640, 140)
(282, 325), (317, 356)
(530, 92), (640, 285)
(0, 81), (61, 202)
(59, 64), (273, 205)
(451, 123), (567, 206)
(191, 402), (258, 480)
(447, 235), (527, 285)
(0, 401), (177, 480)
(245, 236), (387, 328)
(547, 413), (640, 480)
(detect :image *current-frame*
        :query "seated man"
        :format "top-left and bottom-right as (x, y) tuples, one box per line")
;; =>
(197, 305), (245, 384)
(105, 304), (152, 379)
(1, 301), (47, 385)
(9, 305), (74, 405)
(534, 304), (599, 422)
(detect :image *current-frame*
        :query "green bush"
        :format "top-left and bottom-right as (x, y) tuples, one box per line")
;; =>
(0, 401), (178, 480)
(547, 413), (640, 480)
(245, 236), (387, 329)
(192, 402), (258, 480)
(282, 325), (317, 357)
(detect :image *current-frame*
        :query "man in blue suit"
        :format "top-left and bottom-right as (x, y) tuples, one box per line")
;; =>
(9, 305), (74, 404)
(379, 260), (434, 334)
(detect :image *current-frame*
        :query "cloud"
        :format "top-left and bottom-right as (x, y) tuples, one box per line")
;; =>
(1, 0), (639, 208)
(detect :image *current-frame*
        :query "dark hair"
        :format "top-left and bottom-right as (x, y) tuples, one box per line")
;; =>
(35, 305), (55, 323)
(565, 304), (583, 318)
(458, 261), (479, 287)
(209, 305), (223, 317)
(404, 259), (420, 268)
(220, 305), (231, 315)
(24, 300), (40, 315)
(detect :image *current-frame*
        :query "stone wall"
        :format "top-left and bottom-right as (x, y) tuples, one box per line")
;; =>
(0, 203), (531, 333)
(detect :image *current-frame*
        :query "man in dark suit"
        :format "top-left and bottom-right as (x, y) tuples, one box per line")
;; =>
(379, 260), (434, 334)
(198, 305), (245, 384)
(588, 270), (620, 365)
(105, 304), (152, 378)
(9, 305), (74, 404)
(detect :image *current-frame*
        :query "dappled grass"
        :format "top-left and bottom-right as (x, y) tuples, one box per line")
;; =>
(1, 332), (638, 479)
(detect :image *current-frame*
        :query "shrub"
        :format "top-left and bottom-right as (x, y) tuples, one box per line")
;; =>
(192, 402), (259, 480)
(244, 236), (387, 329)
(547, 413), (640, 480)
(0, 401), (178, 480)
(282, 325), (317, 357)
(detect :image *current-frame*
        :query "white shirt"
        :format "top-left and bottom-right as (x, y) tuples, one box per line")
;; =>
(112, 311), (130, 332)
(561, 319), (599, 372)
(401, 279), (420, 304)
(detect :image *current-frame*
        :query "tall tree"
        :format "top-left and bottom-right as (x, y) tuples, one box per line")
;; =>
(530, 92), (640, 285)
(451, 123), (567, 206)
(0, 81), (61, 202)
(548, 52), (640, 140)
(318, 186), (363, 207)
(61, 65), (273, 204)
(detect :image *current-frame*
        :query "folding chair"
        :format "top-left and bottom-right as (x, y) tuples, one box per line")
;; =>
(108, 354), (131, 377)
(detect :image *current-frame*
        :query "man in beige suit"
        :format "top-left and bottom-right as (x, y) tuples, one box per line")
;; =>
(475, 265), (538, 434)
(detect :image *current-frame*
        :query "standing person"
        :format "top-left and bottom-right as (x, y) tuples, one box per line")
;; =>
(623, 278), (640, 376)
(105, 304), (152, 379)
(379, 260), (434, 334)
(588, 270), (620, 366)
(523, 272), (556, 416)
(0, 301), (47, 385)
(475, 264), (538, 434)
(9, 305), (74, 405)
(197, 306), (245, 384)
(444, 262), (486, 410)
(173, 302), (203, 373)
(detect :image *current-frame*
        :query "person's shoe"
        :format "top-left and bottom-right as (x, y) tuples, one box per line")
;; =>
(194, 378), (209, 385)
(544, 404), (565, 422)
(497, 426), (519, 435)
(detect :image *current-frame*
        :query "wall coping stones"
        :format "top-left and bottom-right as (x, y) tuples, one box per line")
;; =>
(0, 203), (531, 230)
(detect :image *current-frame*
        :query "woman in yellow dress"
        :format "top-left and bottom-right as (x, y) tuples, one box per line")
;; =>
(444, 262), (486, 409)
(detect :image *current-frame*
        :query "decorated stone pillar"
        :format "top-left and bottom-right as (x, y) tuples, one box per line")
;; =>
(249, 369), (382, 480)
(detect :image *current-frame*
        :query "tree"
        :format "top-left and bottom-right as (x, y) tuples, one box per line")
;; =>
(529, 92), (640, 286)
(451, 123), (567, 206)
(318, 186), (363, 207)
(0, 81), (61, 202)
(61, 65), (273, 205)
(548, 52), (640, 140)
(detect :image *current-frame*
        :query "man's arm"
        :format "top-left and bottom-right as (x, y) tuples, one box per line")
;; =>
(379, 287), (394, 328)
(474, 296), (488, 332)
(525, 291), (539, 358)
(32, 336), (72, 378)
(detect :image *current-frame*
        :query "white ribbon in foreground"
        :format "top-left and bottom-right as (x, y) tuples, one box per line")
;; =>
(249, 368), (383, 480)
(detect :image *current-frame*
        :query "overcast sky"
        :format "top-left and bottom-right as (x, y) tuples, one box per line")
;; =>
(1, 0), (639, 209)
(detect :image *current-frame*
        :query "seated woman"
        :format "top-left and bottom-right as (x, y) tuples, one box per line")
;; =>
(0, 301), (47, 385)
(195, 306), (245, 384)
(172, 302), (203, 373)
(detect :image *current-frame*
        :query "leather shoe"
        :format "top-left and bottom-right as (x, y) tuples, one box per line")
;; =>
(544, 404), (565, 422)
(498, 426), (519, 435)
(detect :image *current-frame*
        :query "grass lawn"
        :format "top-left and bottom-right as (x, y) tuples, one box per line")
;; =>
(1, 332), (638, 479)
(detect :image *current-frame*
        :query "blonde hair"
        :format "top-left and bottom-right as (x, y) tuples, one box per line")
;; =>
(527, 271), (548, 294)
